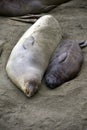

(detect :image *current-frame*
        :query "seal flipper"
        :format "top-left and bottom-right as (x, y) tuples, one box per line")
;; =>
(11, 14), (42, 23)
(79, 40), (87, 48)
(58, 52), (67, 63)
(11, 17), (38, 23)
(23, 36), (35, 49)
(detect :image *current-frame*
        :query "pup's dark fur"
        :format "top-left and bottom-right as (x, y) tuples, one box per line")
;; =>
(45, 40), (87, 89)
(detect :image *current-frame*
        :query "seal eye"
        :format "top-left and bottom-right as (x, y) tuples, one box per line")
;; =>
(58, 52), (67, 63)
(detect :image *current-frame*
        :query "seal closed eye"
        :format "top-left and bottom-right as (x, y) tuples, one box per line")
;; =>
(45, 40), (87, 89)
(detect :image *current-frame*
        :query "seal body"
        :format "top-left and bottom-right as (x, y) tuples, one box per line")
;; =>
(6, 15), (62, 97)
(0, 0), (71, 16)
(45, 40), (84, 89)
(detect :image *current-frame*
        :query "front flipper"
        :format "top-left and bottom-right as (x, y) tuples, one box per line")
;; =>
(58, 52), (67, 63)
(16, 14), (42, 19)
(79, 40), (87, 48)
(11, 14), (43, 23)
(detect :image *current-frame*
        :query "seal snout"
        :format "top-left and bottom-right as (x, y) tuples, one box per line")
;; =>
(24, 80), (39, 97)
(45, 74), (62, 89)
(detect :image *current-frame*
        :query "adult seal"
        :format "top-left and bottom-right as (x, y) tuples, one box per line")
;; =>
(45, 40), (87, 89)
(6, 15), (62, 97)
(0, 0), (71, 16)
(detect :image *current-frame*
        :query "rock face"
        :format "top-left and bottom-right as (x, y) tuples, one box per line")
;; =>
(0, 0), (87, 129)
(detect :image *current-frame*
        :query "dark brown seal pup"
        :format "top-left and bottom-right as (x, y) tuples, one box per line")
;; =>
(0, 0), (71, 16)
(45, 40), (87, 89)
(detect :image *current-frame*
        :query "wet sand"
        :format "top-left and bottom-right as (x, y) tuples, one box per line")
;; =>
(0, 0), (87, 129)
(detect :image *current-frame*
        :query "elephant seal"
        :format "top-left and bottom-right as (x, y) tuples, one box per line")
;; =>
(0, 0), (71, 16)
(45, 40), (87, 89)
(6, 15), (62, 97)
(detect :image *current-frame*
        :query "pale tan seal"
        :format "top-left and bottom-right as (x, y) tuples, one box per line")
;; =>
(6, 15), (62, 97)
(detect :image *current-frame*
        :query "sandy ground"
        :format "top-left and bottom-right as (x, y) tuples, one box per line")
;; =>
(0, 0), (87, 129)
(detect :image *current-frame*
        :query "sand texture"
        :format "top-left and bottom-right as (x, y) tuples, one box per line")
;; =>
(0, 0), (87, 129)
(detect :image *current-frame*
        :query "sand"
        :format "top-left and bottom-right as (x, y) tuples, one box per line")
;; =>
(0, 0), (87, 129)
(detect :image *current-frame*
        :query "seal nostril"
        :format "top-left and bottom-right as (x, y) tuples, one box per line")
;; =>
(25, 87), (30, 96)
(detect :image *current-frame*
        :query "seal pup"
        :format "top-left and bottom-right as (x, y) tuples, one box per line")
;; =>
(45, 40), (87, 89)
(6, 15), (62, 97)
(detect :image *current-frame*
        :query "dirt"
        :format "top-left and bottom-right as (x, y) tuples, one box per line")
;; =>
(0, 0), (87, 129)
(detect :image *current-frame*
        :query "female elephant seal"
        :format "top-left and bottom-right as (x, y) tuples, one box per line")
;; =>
(6, 15), (62, 97)
(0, 0), (71, 23)
(45, 40), (87, 89)
(0, 0), (71, 16)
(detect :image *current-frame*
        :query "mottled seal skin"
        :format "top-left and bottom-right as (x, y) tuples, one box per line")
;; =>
(45, 40), (86, 89)
(6, 15), (62, 97)
(0, 0), (71, 16)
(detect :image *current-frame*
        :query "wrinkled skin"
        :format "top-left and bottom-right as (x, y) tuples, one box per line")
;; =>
(0, 0), (71, 16)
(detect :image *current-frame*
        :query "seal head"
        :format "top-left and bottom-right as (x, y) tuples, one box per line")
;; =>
(24, 80), (40, 97)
